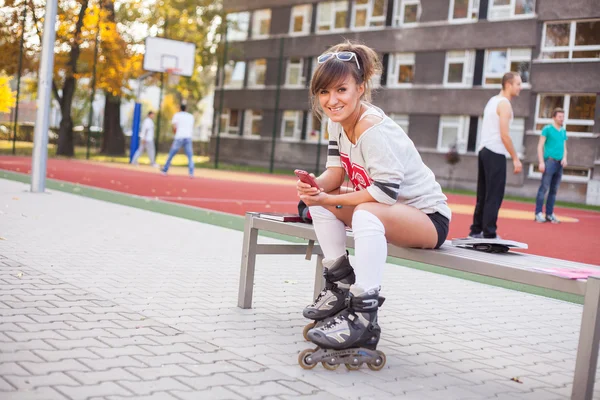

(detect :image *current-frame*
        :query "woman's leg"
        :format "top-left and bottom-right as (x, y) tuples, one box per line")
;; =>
(349, 203), (437, 293)
(307, 205), (348, 262)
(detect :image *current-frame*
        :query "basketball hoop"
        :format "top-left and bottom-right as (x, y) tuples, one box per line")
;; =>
(166, 68), (182, 86)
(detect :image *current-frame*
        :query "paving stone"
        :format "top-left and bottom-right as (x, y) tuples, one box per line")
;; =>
(1, 179), (598, 400)
(228, 381), (299, 399)
(19, 359), (90, 375)
(118, 377), (193, 395)
(66, 368), (141, 385)
(55, 382), (133, 398)
(125, 365), (198, 380)
(4, 372), (79, 390)
(170, 387), (245, 400)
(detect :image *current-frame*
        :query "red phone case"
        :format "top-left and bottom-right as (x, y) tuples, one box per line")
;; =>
(294, 169), (320, 189)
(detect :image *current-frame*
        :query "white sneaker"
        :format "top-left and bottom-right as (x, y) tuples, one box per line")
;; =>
(546, 214), (560, 224)
(535, 212), (546, 223)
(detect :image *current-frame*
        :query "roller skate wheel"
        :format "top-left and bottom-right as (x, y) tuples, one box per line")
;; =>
(321, 360), (339, 370)
(367, 350), (386, 371)
(302, 322), (316, 341)
(345, 361), (361, 371)
(298, 349), (317, 370)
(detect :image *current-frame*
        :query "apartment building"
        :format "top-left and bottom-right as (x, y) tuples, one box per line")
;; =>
(212, 0), (600, 203)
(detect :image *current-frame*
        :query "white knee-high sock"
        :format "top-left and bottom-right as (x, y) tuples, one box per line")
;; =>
(352, 210), (387, 294)
(309, 206), (347, 265)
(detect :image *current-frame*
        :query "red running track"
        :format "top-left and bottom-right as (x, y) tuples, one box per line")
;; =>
(1, 156), (599, 265)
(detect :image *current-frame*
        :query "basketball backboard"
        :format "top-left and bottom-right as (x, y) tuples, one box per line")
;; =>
(143, 37), (196, 77)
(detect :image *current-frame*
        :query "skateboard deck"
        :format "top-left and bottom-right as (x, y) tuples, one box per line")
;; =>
(451, 238), (528, 253)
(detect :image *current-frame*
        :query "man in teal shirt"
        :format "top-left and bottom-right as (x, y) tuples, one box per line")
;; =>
(535, 107), (568, 223)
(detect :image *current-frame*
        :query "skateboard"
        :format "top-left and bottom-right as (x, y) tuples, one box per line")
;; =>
(451, 238), (528, 253)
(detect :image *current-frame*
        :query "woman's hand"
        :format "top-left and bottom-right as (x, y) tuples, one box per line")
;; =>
(299, 191), (330, 207)
(296, 173), (321, 197)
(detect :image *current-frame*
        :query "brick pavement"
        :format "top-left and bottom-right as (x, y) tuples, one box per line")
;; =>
(0, 178), (598, 399)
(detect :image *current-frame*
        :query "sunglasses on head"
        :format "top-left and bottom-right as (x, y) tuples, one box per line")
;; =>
(317, 51), (361, 70)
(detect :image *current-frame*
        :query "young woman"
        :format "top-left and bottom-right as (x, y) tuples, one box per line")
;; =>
(297, 42), (451, 370)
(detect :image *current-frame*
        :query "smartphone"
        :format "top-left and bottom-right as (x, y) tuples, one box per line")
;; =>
(294, 169), (320, 190)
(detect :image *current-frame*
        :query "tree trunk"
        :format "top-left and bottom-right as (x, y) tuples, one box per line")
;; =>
(53, 0), (89, 157)
(56, 77), (76, 156)
(100, 92), (125, 155)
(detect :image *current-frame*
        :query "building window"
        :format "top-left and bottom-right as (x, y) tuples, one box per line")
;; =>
(483, 48), (531, 86)
(223, 60), (246, 89)
(393, 0), (420, 26)
(535, 94), (596, 135)
(290, 5), (312, 35)
(244, 110), (262, 138)
(476, 117), (525, 156)
(285, 58), (305, 87)
(438, 116), (470, 154)
(306, 114), (329, 143)
(219, 109), (241, 136)
(226, 12), (250, 41)
(252, 9), (271, 39)
(541, 20), (600, 61)
(444, 50), (475, 87)
(247, 59), (267, 88)
(488, 0), (535, 20)
(389, 113), (409, 133)
(317, 1), (349, 33)
(387, 53), (415, 87)
(449, 0), (479, 22)
(281, 111), (303, 141)
(529, 164), (591, 183)
(351, 0), (386, 29)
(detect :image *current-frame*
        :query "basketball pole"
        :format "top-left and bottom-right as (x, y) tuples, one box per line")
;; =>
(268, 37), (284, 174)
(12, 0), (27, 155)
(31, 0), (58, 193)
(154, 16), (168, 155)
(86, 12), (100, 160)
(214, 23), (229, 169)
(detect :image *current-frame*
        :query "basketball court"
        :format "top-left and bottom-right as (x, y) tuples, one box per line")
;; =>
(2, 156), (599, 265)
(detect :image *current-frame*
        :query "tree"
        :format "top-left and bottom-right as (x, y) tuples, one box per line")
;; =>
(0, 75), (16, 113)
(50, 0), (94, 156)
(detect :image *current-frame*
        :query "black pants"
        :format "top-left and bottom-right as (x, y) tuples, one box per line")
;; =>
(470, 147), (506, 238)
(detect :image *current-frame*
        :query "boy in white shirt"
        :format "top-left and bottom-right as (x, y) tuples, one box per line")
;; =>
(131, 111), (158, 167)
(161, 104), (195, 177)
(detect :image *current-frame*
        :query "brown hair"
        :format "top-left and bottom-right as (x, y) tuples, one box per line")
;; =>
(501, 72), (519, 89)
(310, 41), (382, 118)
(552, 107), (565, 117)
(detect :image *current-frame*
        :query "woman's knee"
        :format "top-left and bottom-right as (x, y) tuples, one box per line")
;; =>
(351, 209), (385, 237)
(308, 205), (338, 222)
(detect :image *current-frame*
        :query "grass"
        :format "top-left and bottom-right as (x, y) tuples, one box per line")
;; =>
(0, 168), (585, 306)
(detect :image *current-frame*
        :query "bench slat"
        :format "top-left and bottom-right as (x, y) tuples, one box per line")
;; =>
(250, 215), (596, 296)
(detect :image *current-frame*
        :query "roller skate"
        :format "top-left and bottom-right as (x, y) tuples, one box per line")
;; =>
(298, 289), (386, 371)
(302, 254), (355, 340)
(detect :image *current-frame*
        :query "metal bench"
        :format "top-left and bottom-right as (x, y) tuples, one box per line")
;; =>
(237, 212), (600, 400)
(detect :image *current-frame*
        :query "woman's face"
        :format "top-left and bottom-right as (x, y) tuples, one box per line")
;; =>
(318, 74), (364, 124)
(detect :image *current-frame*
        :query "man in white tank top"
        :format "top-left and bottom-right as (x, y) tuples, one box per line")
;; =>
(469, 72), (523, 239)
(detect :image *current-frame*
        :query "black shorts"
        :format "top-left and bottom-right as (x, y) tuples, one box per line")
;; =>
(427, 212), (450, 249)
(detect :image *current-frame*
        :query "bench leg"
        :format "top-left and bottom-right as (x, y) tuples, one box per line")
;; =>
(572, 276), (600, 400)
(238, 214), (259, 309)
(313, 254), (325, 300)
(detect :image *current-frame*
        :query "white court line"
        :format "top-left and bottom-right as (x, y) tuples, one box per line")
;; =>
(148, 196), (600, 220)
(147, 196), (298, 205)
